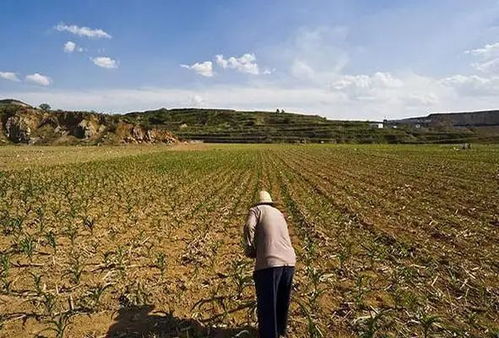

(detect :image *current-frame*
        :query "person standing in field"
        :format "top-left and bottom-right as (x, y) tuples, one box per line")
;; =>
(243, 191), (296, 338)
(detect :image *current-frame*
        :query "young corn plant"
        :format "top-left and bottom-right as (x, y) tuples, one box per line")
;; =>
(40, 311), (73, 338)
(19, 235), (36, 261)
(416, 312), (442, 338)
(354, 275), (371, 309)
(0, 278), (13, 294)
(41, 292), (57, 316)
(35, 207), (46, 234)
(115, 245), (128, 273)
(44, 230), (58, 254)
(64, 223), (78, 247)
(82, 283), (112, 312)
(65, 255), (84, 285)
(119, 281), (151, 307)
(154, 252), (167, 278)
(83, 215), (95, 234)
(3, 216), (24, 236)
(30, 272), (43, 296)
(0, 253), (10, 279)
(337, 240), (353, 273)
(306, 266), (331, 306)
(230, 259), (253, 298)
(0, 253), (11, 293)
(355, 308), (392, 338)
(297, 300), (324, 338)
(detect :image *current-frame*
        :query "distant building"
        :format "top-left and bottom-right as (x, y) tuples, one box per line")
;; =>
(368, 122), (384, 129)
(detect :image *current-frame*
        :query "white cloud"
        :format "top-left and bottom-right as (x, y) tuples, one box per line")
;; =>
(25, 73), (52, 86)
(64, 41), (76, 53)
(7, 31), (499, 119)
(189, 95), (204, 107)
(180, 61), (214, 77)
(0, 72), (20, 82)
(464, 42), (499, 75)
(440, 74), (499, 96)
(55, 23), (111, 39)
(331, 72), (402, 90)
(330, 72), (403, 99)
(472, 58), (499, 74)
(268, 26), (351, 87)
(0, 80), (451, 120)
(290, 60), (316, 80)
(465, 42), (499, 59)
(91, 57), (118, 69)
(215, 53), (260, 75)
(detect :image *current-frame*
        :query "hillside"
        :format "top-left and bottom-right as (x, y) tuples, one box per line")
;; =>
(386, 110), (499, 144)
(125, 107), (492, 143)
(0, 100), (176, 145)
(1, 99), (498, 144)
(389, 109), (499, 127)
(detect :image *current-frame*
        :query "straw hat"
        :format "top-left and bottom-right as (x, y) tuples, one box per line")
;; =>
(257, 190), (273, 204)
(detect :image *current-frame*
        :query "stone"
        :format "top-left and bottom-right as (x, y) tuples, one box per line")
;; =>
(5, 115), (32, 143)
(75, 119), (97, 139)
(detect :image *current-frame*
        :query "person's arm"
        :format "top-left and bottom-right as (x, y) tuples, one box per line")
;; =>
(243, 208), (258, 258)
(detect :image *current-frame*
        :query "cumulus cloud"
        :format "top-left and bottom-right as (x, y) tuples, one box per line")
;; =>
(63, 41), (83, 53)
(472, 58), (499, 74)
(189, 95), (204, 107)
(290, 60), (316, 80)
(180, 61), (214, 77)
(215, 53), (260, 75)
(465, 42), (499, 59)
(0, 72), (20, 82)
(64, 41), (76, 53)
(0, 80), (448, 120)
(440, 74), (499, 96)
(25, 73), (52, 86)
(55, 23), (111, 39)
(330, 72), (403, 99)
(287, 26), (349, 84)
(91, 57), (118, 69)
(464, 42), (499, 75)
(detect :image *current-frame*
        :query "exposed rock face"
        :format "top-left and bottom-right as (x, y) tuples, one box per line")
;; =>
(5, 114), (40, 143)
(131, 125), (145, 142)
(115, 121), (176, 144)
(75, 119), (99, 139)
(0, 104), (177, 145)
(145, 129), (177, 143)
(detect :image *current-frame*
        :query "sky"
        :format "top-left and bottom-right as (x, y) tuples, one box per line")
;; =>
(1, 0), (499, 120)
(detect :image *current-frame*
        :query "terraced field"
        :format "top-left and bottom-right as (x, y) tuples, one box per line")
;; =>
(0, 144), (498, 337)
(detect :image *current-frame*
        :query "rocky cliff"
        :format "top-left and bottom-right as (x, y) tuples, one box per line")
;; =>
(388, 110), (499, 127)
(0, 101), (177, 145)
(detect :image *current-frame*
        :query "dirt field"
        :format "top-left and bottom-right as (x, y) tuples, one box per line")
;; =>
(0, 144), (498, 337)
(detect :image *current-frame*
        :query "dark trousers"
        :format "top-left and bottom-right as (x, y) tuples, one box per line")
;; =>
(253, 266), (295, 338)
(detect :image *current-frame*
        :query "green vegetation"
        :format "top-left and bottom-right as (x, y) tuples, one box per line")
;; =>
(125, 108), (493, 143)
(0, 144), (497, 337)
(2, 101), (498, 145)
(38, 103), (51, 111)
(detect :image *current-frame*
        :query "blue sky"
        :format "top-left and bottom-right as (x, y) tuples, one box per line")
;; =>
(1, 0), (499, 119)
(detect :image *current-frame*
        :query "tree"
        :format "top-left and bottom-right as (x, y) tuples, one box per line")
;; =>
(39, 103), (51, 111)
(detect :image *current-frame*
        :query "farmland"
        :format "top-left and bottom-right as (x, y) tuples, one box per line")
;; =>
(0, 144), (498, 337)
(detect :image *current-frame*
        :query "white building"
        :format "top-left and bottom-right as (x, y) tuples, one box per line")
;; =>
(368, 122), (384, 129)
